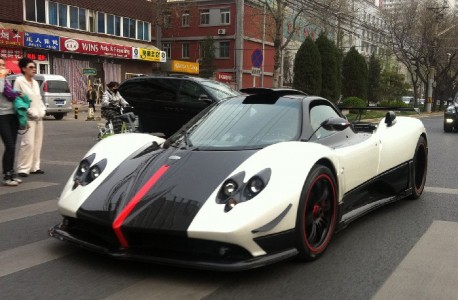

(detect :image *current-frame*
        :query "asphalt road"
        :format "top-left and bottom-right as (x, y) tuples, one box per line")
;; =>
(0, 113), (457, 300)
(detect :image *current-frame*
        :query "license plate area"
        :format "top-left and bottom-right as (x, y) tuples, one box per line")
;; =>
(55, 99), (65, 105)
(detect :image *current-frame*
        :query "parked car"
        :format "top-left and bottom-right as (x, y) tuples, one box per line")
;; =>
(118, 75), (240, 137)
(49, 88), (428, 271)
(7, 74), (72, 120)
(444, 103), (458, 132)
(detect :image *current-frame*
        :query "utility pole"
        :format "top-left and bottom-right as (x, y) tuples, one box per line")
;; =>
(236, 0), (245, 90)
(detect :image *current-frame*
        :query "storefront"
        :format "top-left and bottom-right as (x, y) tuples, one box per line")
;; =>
(0, 25), (165, 103)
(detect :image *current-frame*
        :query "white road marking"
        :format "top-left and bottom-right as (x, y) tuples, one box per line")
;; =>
(104, 276), (222, 300)
(41, 159), (78, 166)
(0, 239), (73, 278)
(372, 221), (458, 300)
(0, 181), (59, 196)
(0, 200), (57, 224)
(424, 186), (458, 195)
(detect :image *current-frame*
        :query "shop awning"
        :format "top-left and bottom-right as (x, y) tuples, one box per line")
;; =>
(4, 58), (20, 74)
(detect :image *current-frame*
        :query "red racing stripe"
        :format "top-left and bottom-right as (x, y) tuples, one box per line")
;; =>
(112, 165), (169, 248)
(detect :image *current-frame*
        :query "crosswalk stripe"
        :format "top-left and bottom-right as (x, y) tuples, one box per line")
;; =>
(372, 221), (458, 299)
(0, 200), (57, 224)
(41, 159), (79, 166)
(104, 276), (222, 300)
(424, 186), (458, 195)
(0, 181), (59, 196)
(0, 239), (73, 278)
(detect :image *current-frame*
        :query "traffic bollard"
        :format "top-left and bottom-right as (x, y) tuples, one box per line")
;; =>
(74, 106), (78, 119)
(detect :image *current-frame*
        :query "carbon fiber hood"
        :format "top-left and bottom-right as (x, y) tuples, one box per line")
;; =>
(77, 146), (256, 235)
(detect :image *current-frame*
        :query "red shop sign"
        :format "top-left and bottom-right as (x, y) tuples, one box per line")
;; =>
(59, 37), (132, 59)
(216, 72), (233, 82)
(0, 29), (24, 47)
(0, 47), (23, 59)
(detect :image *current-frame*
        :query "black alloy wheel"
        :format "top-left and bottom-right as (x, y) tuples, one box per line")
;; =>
(409, 136), (428, 199)
(296, 164), (337, 261)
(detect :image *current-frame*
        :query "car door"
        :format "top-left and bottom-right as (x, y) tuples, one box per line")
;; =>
(175, 80), (213, 127)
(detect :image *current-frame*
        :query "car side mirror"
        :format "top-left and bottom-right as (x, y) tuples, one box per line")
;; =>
(198, 94), (212, 103)
(385, 111), (397, 127)
(321, 117), (351, 131)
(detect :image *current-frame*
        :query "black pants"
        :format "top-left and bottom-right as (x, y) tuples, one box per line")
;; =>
(88, 100), (96, 111)
(0, 114), (19, 174)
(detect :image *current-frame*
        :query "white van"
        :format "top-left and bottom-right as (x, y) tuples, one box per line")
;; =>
(7, 74), (73, 120)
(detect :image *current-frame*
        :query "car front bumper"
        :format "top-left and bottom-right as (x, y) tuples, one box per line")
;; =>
(48, 219), (298, 271)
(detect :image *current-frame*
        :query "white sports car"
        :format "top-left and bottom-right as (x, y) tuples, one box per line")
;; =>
(49, 89), (428, 271)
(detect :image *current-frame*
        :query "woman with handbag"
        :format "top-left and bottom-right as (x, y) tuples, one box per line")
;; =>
(0, 56), (22, 186)
(14, 57), (46, 178)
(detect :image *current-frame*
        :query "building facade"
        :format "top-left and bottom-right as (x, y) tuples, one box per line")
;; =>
(158, 0), (275, 89)
(0, 0), (162, 103)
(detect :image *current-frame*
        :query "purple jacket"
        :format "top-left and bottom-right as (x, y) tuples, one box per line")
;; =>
(3, 79), (19, 101)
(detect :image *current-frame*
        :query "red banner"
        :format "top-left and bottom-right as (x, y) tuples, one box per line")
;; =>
(216, 72), (233, 82)
(60, 37), (132, 59)
(0, 29), (24, 47)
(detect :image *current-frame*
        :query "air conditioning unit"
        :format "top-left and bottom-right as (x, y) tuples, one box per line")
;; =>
(217, 29), (226, 35)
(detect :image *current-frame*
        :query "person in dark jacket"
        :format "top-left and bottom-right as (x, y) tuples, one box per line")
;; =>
(0, 56), (22, 186)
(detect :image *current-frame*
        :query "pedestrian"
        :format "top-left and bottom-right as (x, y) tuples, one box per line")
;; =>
(14, 57), (46, 178)
(0, 56), (23, 186)
(86, 84), (97, 112)
(101, 81), (128, 134)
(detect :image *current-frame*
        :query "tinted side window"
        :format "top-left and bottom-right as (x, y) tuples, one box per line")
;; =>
(310, 103), (341, 139)
(46, 80), (70, 93)
(177, 81), (207, 102)
(120, 78), (180, 103)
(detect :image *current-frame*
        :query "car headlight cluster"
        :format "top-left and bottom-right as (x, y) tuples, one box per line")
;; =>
(446, 106), (457, 113)
(73, 153), (107, 189)
(217, 169), (271, 212)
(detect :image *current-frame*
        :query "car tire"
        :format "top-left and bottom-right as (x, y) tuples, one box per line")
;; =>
(408, 136), (428, 200)
(296, 164), (337, 261)
(444, 123), (453, 132)
(54, 113), (65, 120)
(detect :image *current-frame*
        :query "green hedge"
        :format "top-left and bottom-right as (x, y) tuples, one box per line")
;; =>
(379, 100), (408, 107)
(342, 97), (365, 114)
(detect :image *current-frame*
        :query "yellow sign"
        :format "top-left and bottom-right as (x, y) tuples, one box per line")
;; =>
(138, 48), (165, 62)
(170, 60), (199, 74)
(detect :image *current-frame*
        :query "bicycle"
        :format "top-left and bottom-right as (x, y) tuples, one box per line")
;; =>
(97, 106), (138, 140)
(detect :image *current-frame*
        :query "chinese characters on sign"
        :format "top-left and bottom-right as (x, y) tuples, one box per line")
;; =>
(132, 47), (166, 62)
(0, 48), (23, 59)
(24, 32), (60, 50)
(0, 29), (24, 47)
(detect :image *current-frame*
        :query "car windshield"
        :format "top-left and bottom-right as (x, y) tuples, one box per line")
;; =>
(46, 81), (70, 93)
(172, 98), (302, 150)
(200, 81), (240, 101)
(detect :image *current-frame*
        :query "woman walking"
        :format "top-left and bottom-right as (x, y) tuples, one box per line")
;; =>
(14, 57), (46, 178)
(0, 56), (22, 186)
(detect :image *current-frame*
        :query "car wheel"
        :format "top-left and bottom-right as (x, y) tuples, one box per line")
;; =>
(444, 123), (453, 132)
(54, 113), (65, 120)
(296, 165), (337, 261)
(408, 136), (428, 199)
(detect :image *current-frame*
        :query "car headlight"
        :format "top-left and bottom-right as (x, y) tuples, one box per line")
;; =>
(222, 180), (238, 197)
(75, 153), (96, 177)
(247, 176), (264, 196)
(446, 106), (456, 113)
(89, 166), (101, 180)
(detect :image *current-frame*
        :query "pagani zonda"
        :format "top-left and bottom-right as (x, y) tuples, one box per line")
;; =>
(49, 89), (428, 271)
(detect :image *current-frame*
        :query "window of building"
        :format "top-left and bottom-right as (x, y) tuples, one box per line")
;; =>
(58, 4), (67, 27)
(123, 17), (130, 37)
(182, 11), (190, 27)
(220, 8), (230, 24)
(143, 22), (150, 41)
(129, 19), (136, 38)
(114, 15), (121, 36)
(69, 6), (86, 30)
(164, 13), (171, 28)
(48, 2), (58, 25)
(137, 21), (144, 40)
(200, 9), (210, 25)
(163, 43), (171, 59)
(107, 14), (115, 34)
(97, 12), (105, 33)
(182, 43), (190, 58)
(218, 41), (230, 58)
(79, 8), (87, 30)
(25, 0), (46, 23)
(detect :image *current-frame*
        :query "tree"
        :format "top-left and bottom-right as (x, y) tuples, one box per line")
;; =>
(293, 37), (322, 95)
(342, 47), (368, 100)
(316, 33), (339, 102)
(199, 36), (216, 78)
(257, 0), (353, 87)
(379, 64), (410, 102)
(367, 54), (381, 104)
